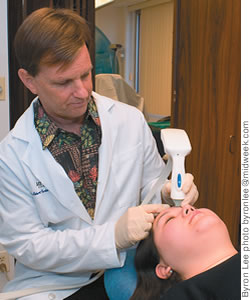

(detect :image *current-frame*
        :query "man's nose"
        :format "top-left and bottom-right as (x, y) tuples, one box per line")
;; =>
(73, 79), (89, 98)
(182, 204), (195, 217)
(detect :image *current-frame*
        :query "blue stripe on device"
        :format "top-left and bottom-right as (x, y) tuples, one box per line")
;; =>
(177, 174), (182, 188)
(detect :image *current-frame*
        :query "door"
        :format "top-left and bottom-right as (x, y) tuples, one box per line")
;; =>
(172, 0), (241, 247)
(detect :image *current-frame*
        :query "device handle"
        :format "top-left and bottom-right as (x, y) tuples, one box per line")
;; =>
(170, 155), (185, 201)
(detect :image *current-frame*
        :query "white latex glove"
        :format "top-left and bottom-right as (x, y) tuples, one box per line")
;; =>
(115, 204), (169, 249)
(161, 173), (199, 206)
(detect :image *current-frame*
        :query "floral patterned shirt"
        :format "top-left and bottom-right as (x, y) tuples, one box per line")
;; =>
(34, 98), (102, 219)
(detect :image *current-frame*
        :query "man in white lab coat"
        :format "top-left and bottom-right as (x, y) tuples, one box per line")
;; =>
(0, 8), (198, 300)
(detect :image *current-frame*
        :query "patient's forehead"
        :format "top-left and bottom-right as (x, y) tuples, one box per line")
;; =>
(157, 206), (180, 217)
(153, 207), (180, 227)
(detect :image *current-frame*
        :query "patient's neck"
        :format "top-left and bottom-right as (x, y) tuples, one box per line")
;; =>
(203, 249), (238, 271)
(182, 246), (238, 280)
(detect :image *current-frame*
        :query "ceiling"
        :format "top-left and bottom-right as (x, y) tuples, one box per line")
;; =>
(95, 0), (148, 9)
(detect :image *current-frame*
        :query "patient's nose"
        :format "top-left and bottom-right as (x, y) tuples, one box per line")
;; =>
(182, 205), (195, 217)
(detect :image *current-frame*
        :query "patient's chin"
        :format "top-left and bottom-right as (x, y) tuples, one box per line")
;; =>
(194, 214), (223, 234)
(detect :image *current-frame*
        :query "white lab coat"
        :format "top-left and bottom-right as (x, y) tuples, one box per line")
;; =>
(0, 92), (164, 299)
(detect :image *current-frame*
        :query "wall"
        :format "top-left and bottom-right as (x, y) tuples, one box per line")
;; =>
(96, 1), (173, 119)
(0, 0), (14, 291)
(0, 0), (10, 142)
(139, 1), (173, 118)
(95, 4), (136, 87)
(0, 244), (15, 292)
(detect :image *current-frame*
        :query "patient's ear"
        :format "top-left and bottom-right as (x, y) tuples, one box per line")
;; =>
(18, 68), (38, 95)
(155, 263), (173, 279)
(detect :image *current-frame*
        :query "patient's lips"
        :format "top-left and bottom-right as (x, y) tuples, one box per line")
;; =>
(189, 210), (201, 224)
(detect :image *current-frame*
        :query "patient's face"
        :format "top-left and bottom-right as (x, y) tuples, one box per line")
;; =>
(153, 205), (228, 267)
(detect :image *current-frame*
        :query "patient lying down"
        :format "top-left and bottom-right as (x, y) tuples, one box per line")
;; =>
(130, 205), (240, 300)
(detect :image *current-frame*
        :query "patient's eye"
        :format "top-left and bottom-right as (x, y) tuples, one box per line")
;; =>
(166, 217), (175, 223)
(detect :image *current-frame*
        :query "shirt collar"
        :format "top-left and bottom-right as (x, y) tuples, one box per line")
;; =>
(34, 97), (100, 149)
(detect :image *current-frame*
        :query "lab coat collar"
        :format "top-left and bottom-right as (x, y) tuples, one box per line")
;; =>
(11, 94), (115, 144)
(92, 92), (116, 216)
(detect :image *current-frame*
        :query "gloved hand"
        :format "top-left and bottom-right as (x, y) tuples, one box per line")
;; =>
(115, 204), (169, 249)
(161, 173), (199, 206)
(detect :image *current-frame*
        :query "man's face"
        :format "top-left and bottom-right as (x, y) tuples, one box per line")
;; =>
(153, 205), (227, 267)
(28, 44), (93, 124)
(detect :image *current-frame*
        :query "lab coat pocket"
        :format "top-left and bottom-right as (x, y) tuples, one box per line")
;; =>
(111, 143), (143, 208)
(33, 191), (76, 226)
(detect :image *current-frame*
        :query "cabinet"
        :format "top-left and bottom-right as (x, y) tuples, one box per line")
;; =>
(172, 0), (240, 247)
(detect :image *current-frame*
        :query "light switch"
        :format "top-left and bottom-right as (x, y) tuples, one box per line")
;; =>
(0, 77), (6, 100)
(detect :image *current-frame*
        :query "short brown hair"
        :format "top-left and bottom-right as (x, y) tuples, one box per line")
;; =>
(14, 7), (92, 76)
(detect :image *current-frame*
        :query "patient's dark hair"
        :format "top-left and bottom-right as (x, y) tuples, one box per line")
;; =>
(130, 231), (181, 300)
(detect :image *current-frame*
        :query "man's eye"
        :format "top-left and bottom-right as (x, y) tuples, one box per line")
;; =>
(58, 82), (68, 86)
(81, 73), (89, 80)
(55, 80), (71, 86)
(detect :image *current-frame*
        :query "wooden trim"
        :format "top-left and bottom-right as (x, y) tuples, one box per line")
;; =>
(171, 0), (180, 128)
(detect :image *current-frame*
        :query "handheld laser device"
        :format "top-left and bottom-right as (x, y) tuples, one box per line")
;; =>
(161, 129), (192, 206)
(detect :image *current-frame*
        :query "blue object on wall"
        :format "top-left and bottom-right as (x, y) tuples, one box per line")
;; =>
(95, 26), (119, 74)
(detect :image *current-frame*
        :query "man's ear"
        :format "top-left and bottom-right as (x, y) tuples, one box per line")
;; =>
(18, 68), (38, 95)
(155, 263), (173, 279)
